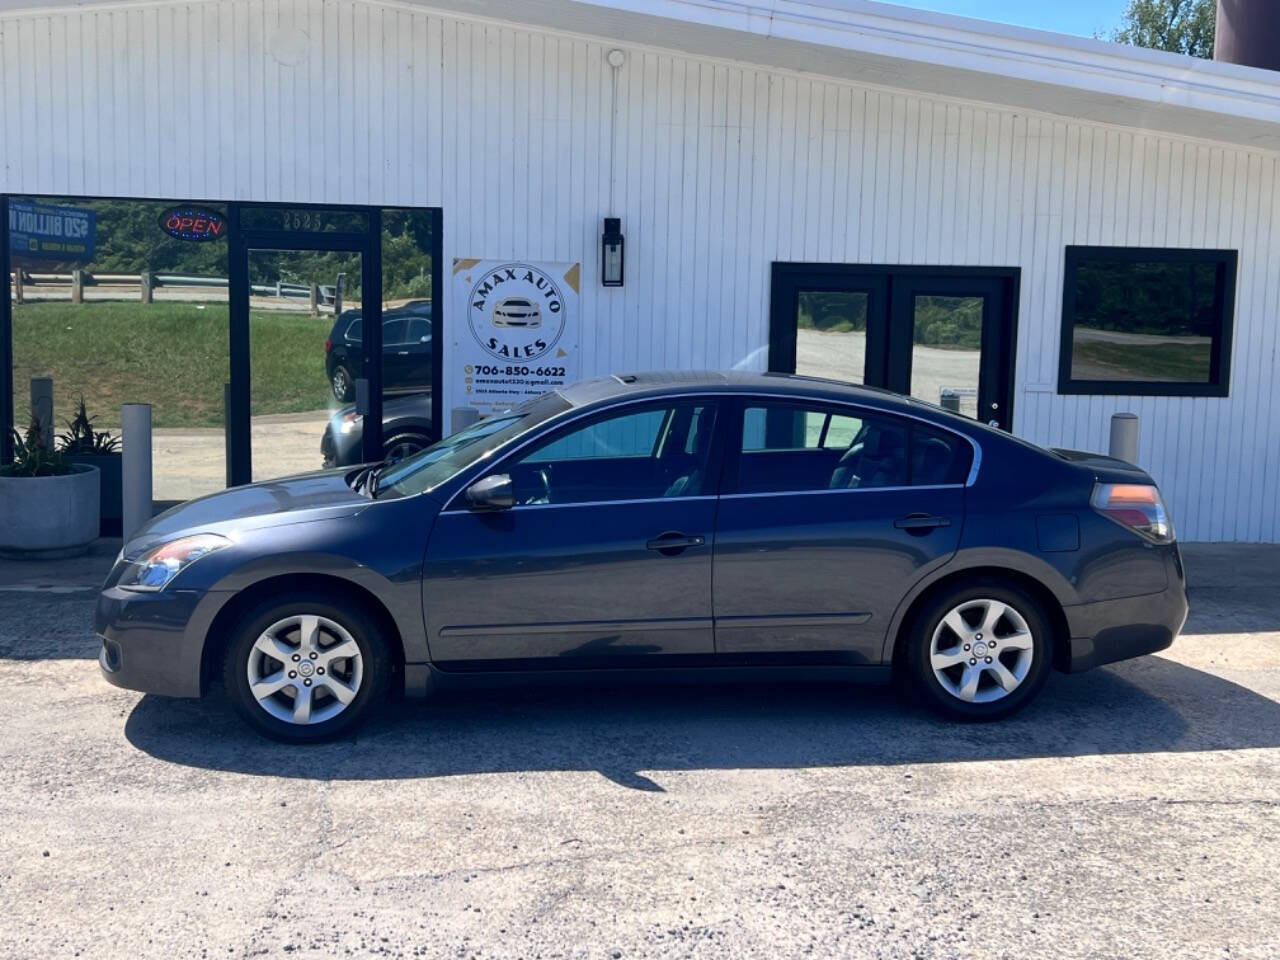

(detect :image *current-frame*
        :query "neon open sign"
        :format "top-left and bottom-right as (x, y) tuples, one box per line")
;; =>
(158, 206), (227, 242)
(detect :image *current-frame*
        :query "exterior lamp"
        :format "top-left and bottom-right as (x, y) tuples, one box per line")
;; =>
(601, 217), (624, 287)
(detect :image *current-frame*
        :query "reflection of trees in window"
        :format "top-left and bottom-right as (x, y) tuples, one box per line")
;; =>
(381, 209), (435, 302)
(797, 292), (867, 333)
(13, 199), (435, 304)
(913, 296), (982, 350)
(1074, 260), (1217, 337)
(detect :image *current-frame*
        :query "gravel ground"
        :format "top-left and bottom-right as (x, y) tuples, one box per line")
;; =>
(0, 542), (1277, 959)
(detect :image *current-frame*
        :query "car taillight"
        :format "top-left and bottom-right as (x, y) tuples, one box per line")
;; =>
(324, 338), (333, 353)
(1091, 483), (1174, 542)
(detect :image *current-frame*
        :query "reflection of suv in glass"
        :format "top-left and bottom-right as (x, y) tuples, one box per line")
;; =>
(324, 301), (432, 402)
(492, 297), (541, 329)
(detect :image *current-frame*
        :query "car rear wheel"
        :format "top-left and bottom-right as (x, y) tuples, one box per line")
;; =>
(222, 592), (390, 743)
(331, 364), (354, 402)
(906, 581), (1052, 721)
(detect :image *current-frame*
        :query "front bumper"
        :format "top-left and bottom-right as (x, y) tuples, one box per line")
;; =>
(321, 422), (363, 468)
(1061, 581), (1189, 673)
(96, 585), (221, 698)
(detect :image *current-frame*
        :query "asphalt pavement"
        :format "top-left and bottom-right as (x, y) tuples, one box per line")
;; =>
(0, 541), (1277, 959)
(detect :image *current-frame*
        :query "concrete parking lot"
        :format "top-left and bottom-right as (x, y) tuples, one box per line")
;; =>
(1, 542), (1278, 959)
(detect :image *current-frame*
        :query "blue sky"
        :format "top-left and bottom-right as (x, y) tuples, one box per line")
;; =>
(887, 0), (1129, 39)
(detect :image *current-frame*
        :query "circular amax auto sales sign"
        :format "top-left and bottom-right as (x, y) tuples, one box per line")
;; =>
(466, 263), (567, 362)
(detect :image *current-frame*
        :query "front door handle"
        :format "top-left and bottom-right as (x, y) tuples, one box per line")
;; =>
(894, 514), (951, 533)
(645, 532), (706, 555)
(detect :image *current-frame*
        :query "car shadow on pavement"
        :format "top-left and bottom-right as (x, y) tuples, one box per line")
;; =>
(125, 654), (1280, 789)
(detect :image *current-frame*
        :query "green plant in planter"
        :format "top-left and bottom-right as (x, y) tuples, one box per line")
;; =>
(59, 396), (122, 455)
(2, 414), (72, 477)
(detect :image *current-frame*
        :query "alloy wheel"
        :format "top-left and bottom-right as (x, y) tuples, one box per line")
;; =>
(928, 598), (1034, 704)
(384, 438), (426, 463)
(332, 367), (351, 400)
(245, 614), (364, 725)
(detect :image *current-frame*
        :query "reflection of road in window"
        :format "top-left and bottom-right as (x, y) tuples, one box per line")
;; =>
(911, 295), (982, 419)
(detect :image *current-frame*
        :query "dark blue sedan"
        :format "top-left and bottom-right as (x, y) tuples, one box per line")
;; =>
(96, 372), (1187, 742)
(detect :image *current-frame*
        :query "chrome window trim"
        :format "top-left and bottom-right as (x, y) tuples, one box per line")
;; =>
(439, 389), (983, 512)
(443, 495), (720, 514)
(721, 483), (965, 500)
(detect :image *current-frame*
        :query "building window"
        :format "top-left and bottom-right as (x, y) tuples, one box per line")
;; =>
(1058, 246), (1236, 397)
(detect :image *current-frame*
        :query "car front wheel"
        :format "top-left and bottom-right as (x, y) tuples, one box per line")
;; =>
(906, 581), (1052, 721)
(382, 432), (430, 464)
(222, 592), (390, 743)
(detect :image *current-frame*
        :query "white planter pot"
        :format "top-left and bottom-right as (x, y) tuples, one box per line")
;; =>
(0, 464), (101, 558)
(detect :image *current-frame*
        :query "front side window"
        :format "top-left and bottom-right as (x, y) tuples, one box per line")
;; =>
(1059, 246), (1236, 396)
(735, 403), (970, 494)
(377, 392), (571, 498)
(506, 402), (718, 505)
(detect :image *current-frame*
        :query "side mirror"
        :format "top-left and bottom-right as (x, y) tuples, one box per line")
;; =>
(465, 474), (514, 511)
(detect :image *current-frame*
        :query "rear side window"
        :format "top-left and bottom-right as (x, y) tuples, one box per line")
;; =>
(345, 317), (363, 341)
(735, 403), (971, 494)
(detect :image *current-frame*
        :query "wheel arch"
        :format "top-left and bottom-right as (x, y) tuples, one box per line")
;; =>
(200, 572), (407, 695)
(884, 563), (1074, 676)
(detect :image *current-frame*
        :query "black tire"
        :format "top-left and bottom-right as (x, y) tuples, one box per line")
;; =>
(905, 580), (1052, 722)
(222, 591), (391, 743)
(381, 431), (430, 464)
(331, 364), (354, 402)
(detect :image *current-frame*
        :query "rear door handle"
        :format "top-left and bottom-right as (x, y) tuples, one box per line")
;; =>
(894, 514), (951, 531)
(646, 532), (706, 555)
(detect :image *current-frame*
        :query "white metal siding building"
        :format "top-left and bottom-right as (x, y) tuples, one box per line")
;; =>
(3, 0), (1280, 540)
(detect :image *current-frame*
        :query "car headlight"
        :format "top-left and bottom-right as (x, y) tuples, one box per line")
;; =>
(119, 534), (230, 591)
(339, 411), (363, 434)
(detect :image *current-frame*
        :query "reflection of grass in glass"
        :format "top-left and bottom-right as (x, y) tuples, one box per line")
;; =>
(12, 301), (330, 428)
(1072, 340), (1210, 382)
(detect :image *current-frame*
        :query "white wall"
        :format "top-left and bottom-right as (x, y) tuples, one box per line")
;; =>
(2, 0), (1278, 541)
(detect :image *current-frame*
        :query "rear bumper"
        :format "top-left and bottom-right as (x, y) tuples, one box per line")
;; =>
(1061, 582), (1189, 673)
(96, 585), (224, 698)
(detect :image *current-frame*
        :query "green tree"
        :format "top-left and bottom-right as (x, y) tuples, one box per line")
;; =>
(1106, 0), (1216, 58)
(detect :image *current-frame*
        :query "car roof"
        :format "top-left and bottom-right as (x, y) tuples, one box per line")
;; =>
(554, 370), (1003, 438)
(559, 370), (908, 409)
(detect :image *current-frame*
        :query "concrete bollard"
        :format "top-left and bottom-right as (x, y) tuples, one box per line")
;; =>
(140, 270), (153, 304)
(29, 376), (54, 449)
(122, 404), (154, 540)
(13, 268), (24, 304)
(71, 268), (84, 304)
(451, 406), (481, 435)
(310, 282), (320, 318)
(1108, 412), (1139, 465)
(334, 273), (344, 316)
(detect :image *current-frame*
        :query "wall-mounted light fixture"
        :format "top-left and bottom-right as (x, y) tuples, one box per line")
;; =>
(601, 217), (625, 287)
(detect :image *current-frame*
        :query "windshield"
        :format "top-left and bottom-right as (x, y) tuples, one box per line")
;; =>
(375, 392), (572, 498)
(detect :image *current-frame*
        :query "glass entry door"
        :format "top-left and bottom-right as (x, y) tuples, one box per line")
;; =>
(771, 264), (1018, 431)
(245, 247), (362, 482)
(887, 274), (1013, 427)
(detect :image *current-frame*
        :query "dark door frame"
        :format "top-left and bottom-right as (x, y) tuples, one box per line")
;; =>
(229, 202), (383, 485)
(769, 262), (1021, 430)
(1, 194), (443, 480)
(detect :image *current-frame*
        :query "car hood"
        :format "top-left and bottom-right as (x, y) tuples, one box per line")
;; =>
(125, 469), (368, 557)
